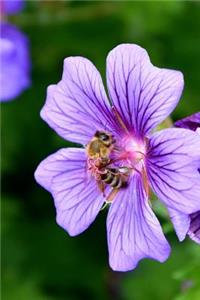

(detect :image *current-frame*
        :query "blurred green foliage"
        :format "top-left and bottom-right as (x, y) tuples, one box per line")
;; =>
(1, 1), (200, 300)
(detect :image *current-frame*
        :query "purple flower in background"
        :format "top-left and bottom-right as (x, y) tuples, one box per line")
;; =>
(35, 44), (200, 271)
(0, 22), (31, 102)
(175, 112), (200, 131)
(169, 113), (200, 245)
(0, 0), (24, 15)
(0, 0), (30, 102)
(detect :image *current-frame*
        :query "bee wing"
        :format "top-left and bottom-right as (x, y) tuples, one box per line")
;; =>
(118, 167), (130, 175)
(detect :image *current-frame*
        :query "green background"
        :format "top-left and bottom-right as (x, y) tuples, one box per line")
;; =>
(2, 1), (200, 300)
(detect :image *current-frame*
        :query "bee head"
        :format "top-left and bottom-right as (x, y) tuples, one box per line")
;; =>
(95, 131), (114, 146)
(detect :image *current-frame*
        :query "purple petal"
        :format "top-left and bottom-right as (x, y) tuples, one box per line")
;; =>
(196, 128), (200, 136)
(147, 128), (200, 214)
(170, 120), (200, 243)
(34, 148), (105, 236)
(1, 0), (24, 15)
(107, 173), (170, 272)
(168, 208), (190, 241)
(175, 112), (200, 131)
(188, 212), (200, 244)
(168, 209), (200, 244)
(0, 23), (31, 102)
(106, 44), (184, 137)
(41, 57), (116, 145)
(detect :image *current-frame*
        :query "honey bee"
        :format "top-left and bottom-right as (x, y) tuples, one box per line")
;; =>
(87, 163), (130, 202)
(100, 167), (129, 189)
(86, 131), (115, 163)
(99, 167), (130, 202)
(86, 130), (130, 202)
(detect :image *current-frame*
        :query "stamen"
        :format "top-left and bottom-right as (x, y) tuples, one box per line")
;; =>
(141, 164), (149, 198)
(112, 106), (129, 134)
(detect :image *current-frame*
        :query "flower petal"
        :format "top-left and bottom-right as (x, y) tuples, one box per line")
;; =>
(175, 112), (200, 131)
(3, 0), (24, 15)
(106, 44), (184, 136)
(168, 208), (190, 241)
(147, 128), (200, 214)
(107, 173), (170, 272)
(41, 57), (116, 145)
(188, 212), (200, 244)
(0, 23), (31, 102)
(168, 208), (200, 244)
(34, 148), (105, 236)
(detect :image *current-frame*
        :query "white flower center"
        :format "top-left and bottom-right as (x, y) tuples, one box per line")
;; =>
(116, 135), (146, 171)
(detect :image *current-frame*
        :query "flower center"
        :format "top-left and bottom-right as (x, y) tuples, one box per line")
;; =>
(86, 130), (148, 201)
(117, 135), (149, 196)
(114, 135), (147, 172)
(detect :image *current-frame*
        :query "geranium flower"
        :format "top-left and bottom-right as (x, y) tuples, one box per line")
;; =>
(168, 113), (200, 245)
(175, 112), (200, 131)
(35, 44), (200, 271)
(0, 0), (24, 15)
(0, 22), (31, 102)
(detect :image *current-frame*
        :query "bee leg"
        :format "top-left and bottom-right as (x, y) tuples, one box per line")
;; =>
(100, 202), (109, 211)
(98, 181), (106, 197)
(106, 188), (119, 203)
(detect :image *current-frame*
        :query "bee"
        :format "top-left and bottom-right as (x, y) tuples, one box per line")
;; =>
(86, 130), (130, 202)
(101, 166), (130, 202)
(86, 131), (115, 163)
(100, 167), (129, 189)
(97, 166), (130, 202)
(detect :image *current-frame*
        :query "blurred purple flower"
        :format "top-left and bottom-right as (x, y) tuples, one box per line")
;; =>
(169, 113), (200, 245)
(0, 0), (24, 15)
(35, 44), (200, 271)
(0, 22), (31, 102)
(175, 112), (200, 131)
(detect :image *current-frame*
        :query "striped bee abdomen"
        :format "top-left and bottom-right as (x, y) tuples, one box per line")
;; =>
(100, 168), (127, 189)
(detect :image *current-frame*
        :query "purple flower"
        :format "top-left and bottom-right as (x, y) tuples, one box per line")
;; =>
(169, 113), (200, 245)
(35, 44), (200, 271)
(175, 112), (200, 131)
(0, 22), (31, 102)
(0, 0), (24, 15)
